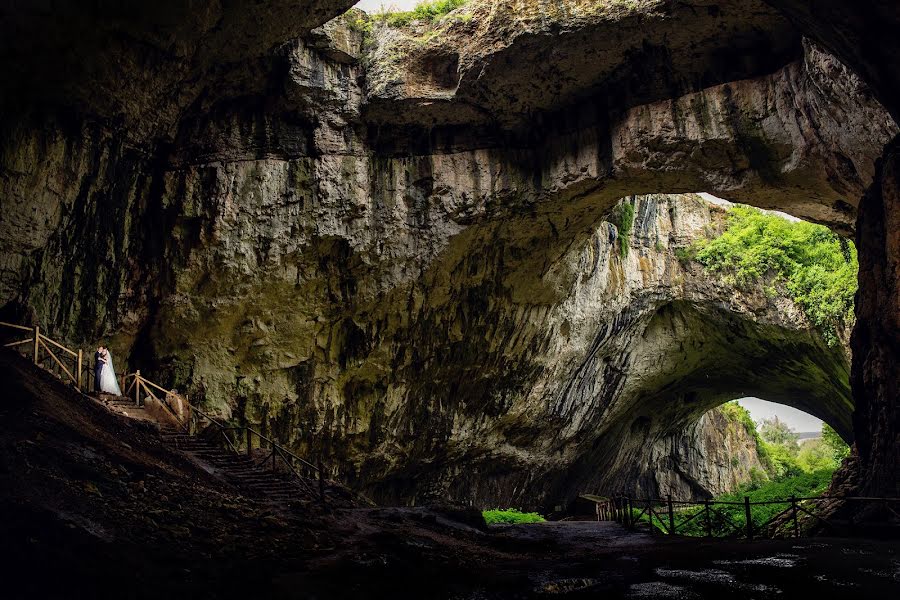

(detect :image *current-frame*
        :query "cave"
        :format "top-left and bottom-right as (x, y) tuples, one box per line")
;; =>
(639, 397), (847, 501)
(2, 0), (899, 597)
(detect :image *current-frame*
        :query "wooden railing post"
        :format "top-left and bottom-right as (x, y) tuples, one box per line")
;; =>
(627, 497), (633, 529)
(246, 428), (252, 456)
(791, 496), (799, 538)
(77, 349), (83, 391)
(134, 370), (141, 406)
(744, 496), (753, 540)
(667, 494), (675, 535)
(704, 499), (712, 537)
(33, 326), (40, 364)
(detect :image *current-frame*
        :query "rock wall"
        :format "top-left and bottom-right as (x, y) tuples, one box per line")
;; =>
(644, 407), (767, 500)
(0, 0), (894, 508)
(849, 136), (900, 499)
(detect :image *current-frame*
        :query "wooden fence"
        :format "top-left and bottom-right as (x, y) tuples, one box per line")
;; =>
(1, 321), (331, 498)
(601, 494), (900, 539)
(2, 321), (88, 390)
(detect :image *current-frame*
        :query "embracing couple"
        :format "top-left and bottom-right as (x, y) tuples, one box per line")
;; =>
(94, 345), (122, 396)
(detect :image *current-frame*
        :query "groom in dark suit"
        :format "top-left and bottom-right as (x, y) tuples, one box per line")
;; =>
(94, 345), (105, 393)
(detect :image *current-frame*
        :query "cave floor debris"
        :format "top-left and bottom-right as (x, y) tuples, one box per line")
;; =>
(2, 351), (898, 599)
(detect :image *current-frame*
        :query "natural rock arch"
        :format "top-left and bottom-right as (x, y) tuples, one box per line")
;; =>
(1, 0), (898, 506)
(547, 298), (851, 506)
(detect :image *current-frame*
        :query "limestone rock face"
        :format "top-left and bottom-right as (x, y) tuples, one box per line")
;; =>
(644, 407), (767, 500)
(764, 0), (900, 123)
(0, 0), (359, 141)
(0, 1), (894, 507)
(849, 135), (900, 498)
(364, 0), (800, 128)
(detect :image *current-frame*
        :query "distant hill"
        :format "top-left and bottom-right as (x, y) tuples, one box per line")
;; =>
(797, 431), (822, 441)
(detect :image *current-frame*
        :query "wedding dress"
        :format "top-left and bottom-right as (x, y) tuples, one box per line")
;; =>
(99, 351), (122, 396)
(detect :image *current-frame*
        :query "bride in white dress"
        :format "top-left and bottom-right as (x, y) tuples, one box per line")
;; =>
(99, 348), (122, 396)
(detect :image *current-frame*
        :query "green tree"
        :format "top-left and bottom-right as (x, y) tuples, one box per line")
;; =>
(375, 0), (468, 27)
(797, 438), (833, 472)
(821, 423), (851, 466)
(691, 205), (857, 345)
(756, 416), (803, 479)
(762, 441), (804, 479)
(759, 416), (799, 449)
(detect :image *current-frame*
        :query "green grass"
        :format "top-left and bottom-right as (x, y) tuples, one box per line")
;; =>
(688, 205), (857, 345)
(631, 469), (834, 537)
(483, 508), (546, 525)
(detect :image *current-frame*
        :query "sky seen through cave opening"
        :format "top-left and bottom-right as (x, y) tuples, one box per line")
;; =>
(737, 398), (823, 433)
(354, 0), (422, 12)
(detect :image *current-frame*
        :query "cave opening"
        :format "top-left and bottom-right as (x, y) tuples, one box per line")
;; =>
(637, 397), (851, 504)
(602, 192), (861, 505)
(3, 0), (900, 596)
(514, 191), (858, 509)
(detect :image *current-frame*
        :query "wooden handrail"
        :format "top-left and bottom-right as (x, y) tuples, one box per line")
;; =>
(245, 426), (321, 474)
(124, 372), (189, 429)
(39, 332), (77, 357)
(2, 322), (82, 389)
(4, 320), (335, 496)
(609, 493), (900, 540)
(612, 494), (900, 506)
(0, 320), (33, 331)
(39, 338), (76, 384)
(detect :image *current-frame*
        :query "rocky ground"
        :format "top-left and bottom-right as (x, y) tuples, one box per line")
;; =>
(2, 351), (897, 599)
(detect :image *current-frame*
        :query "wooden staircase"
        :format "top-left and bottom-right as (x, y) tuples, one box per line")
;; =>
(159, 426), (319, 504)
(96, 395), (323, 504)
(2, 321), (361, 508)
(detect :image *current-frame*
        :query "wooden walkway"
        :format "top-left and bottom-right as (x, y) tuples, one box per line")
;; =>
(2, 321), (359, 507)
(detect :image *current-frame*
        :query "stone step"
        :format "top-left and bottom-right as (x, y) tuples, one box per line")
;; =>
(194, 453), (239, 461)
(230, 477), (292, 486)
(242, 484), (299, 491)
(233, 476), (299, 485)
(225, 469), (293, 482)
(156, 429), (330, 505)
(241, 486), (298, 493)
(250, 489), (305, 497)
(233, 483), (297, 491)
(166, 441), (215, 448)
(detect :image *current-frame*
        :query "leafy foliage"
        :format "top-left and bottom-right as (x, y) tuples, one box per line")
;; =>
(797, 438), (835, 472)
(343, 9), (373, 35)
(821, 423), (851, 464)
(633, 470), (833, 537)
(719, 401), (758, 439)
(482, 508), (546, 525)
(719, 403), (851, 484)
(690, 205), (857, 345)
(759, 416), (799, 447)
(610, 200), (635, 257)
(375, 0), (468, 27)
(760, 440), (803, 479)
